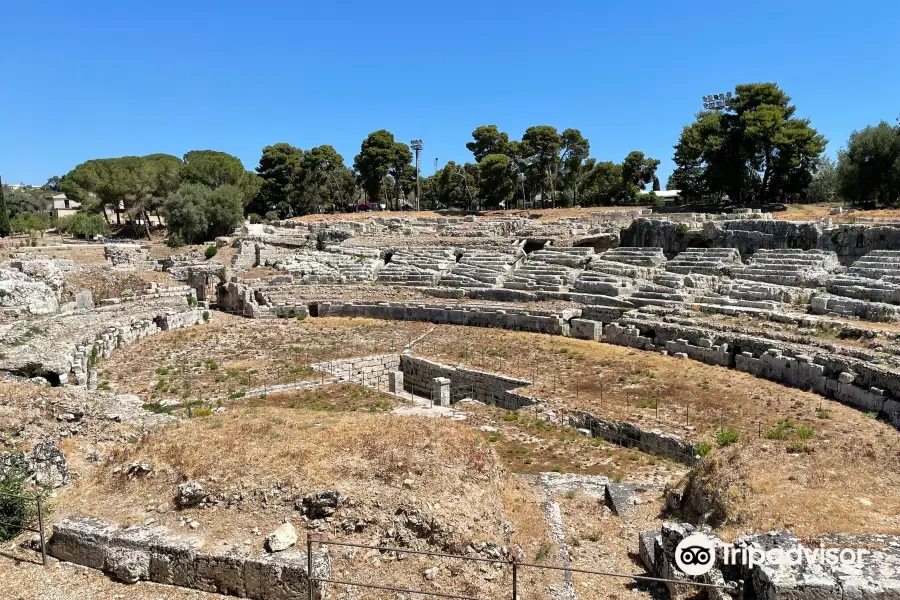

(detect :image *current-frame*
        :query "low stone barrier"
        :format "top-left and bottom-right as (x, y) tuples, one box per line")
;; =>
(567, 410), (697, 465)
(69, 307), (209, 387)
(400, 355), (534, 409)
(315, 301), (577, 336)
(48, 516), (331, 599)
(312, 354), (400, 385)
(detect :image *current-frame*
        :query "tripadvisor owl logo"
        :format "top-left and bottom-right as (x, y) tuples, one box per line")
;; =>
(675, 534), (717, 576)
(674, 532), (872, 576)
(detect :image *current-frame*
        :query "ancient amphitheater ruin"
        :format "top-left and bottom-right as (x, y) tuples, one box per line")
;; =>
(2, 207), (899, 600)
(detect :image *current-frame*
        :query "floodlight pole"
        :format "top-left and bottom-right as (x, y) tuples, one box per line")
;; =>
(702, 91), (733, 111)
(410, 139), (423, 211)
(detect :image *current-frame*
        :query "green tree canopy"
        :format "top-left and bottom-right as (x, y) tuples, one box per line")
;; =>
(0, 176), (11, 237)
(253, 143), (305, 217)
(466, 125), (512, 163)
(477, 154), (516, 209)
(163, 183), (244, 244)
(671, 83), (826, 203)
(353, 130), (412, 209)
(3, 187), (46, 218)
(807, 155), (838, 204)
(837, 122), (900, 207)
(521, 125), (562, 207)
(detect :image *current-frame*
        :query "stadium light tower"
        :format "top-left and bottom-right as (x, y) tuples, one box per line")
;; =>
(410, 139), (423, 211)
(702, 91), (732, 111)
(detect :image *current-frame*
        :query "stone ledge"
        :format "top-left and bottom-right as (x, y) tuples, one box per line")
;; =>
(48, 516), (331, 600)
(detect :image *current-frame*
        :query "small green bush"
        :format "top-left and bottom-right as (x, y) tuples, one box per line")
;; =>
(204, 245), (218, 259)
(56, 213), (110, 239)
(247, 213), (263, 224)
(696, 441), (713, 457)
(816, 409), (830, 419)
(202, 311), (211, 322)
(796, 425), (815, 439)
(0, 454), (38, 541)
(715, 427), (740, 447)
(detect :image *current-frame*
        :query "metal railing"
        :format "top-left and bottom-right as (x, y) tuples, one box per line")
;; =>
(305, 535), (741, 600)
(0, 490), (47, 565)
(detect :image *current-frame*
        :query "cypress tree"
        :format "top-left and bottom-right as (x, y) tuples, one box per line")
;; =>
(0, 175), (11, 237)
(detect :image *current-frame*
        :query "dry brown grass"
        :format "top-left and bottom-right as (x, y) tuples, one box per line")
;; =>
(685, 417), (900, 538)
(62, 268), (174, 301)
(774, 203), (900, 223)
(52, 384), (568, 600)
(99, 314), (433, 401)
(6, 243), (109, 265)
(414, 325), (846, 441)
(559, 490), (667, 600)
(463, 403), (685, 484)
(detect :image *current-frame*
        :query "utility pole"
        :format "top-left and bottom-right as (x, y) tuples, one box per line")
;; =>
(410, 139), (423, 211)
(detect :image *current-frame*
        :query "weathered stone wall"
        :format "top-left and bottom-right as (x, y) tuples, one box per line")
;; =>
(567, 410), (697, 464)
(70, 307), (208, 386)
(399, 355), (534, 409)
(315, 301), (576, 336)
(48, 516), (331, 599)
(312, 354), (400, 385)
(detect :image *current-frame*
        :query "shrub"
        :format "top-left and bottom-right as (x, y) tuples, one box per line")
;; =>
(816, 409), (830, 419)
(202, 311), (211, 322)
(0, 455), (38, 541)
(57, 213), (110, 239)
(163, 183), (244, 244)
(204, 245), (218, 259)
(696, 441), (713, 457)
(11, 212), (47, 237)
(715, 427), (740, 447)
(796, 426), (815, 439)
(247, 213), (263, 224)
(264, 210), (280, 223)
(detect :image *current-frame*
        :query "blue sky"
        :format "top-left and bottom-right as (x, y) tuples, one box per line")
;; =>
(3, 1), (899, 188)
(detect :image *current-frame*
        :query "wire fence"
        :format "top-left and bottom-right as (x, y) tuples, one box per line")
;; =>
(305, 534), (742, 600)
(0, 490), (47, 566)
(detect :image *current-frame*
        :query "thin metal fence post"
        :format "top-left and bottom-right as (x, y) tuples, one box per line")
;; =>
(37, 495), (46, 566)
(307, 535), (314, 600)
(512, 558), (518, 600)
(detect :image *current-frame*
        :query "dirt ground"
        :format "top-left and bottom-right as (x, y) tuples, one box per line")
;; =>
(53, 384), (571, 600)
(94, 314), (900, 539)
(99, 315), (435, 403)
(775, 203), (900, 223)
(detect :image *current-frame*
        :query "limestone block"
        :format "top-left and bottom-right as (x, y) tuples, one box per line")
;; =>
(194, 546), (249, 596)
(388, 370), (403, 394)
(49, 516), (120, 570)
(571, 318), (602, 341)
(149, 534), (203, 587)
(107, 525), (166, 583)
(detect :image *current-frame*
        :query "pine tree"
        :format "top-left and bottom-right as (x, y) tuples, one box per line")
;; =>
(0, 175), (11, 237)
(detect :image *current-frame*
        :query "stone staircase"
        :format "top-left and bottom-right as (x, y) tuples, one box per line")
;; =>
(572, 272), (633, 296)
(598, 247), (667, 267)
(730, 249), (840, 286)
(502, 260), (574, 292)
(627, 284), (690, 308)
(376, 248), (456, 286)
(438, 249), (520, 288)
(526, 246), (595, 268)
(846, 250), (900, 281)
(276, 250), (382, 283)
(825, 251), (900, 305)
(665, 248), (742, 276)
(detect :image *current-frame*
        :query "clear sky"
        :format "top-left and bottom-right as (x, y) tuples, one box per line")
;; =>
(3, 1), (899, 188)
